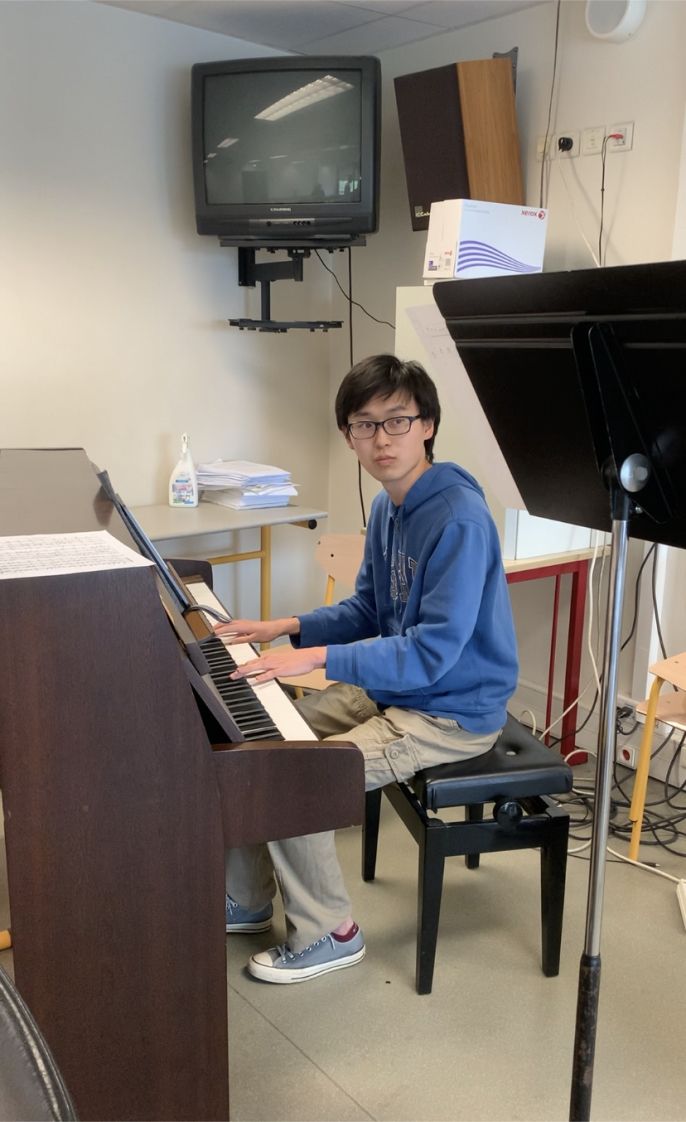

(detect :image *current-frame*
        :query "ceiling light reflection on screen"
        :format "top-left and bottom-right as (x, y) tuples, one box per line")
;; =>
(255, 75), (353, 122)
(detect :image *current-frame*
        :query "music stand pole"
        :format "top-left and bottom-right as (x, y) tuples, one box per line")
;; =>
(570, 488), (631, 1121)
(432, 263), (686, 1122)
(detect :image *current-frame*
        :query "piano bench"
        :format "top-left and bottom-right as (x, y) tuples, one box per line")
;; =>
(361, 714), (573, 995)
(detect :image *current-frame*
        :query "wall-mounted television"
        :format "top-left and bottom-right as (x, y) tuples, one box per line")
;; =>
(191, 55), (381, 245)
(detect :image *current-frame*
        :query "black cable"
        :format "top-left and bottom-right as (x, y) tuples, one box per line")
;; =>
(548, 545), (686, 862)
(347, 247), (354, 365)
(538, 0), (562, 210)
(544, 547), (609, 748)
(604, 739), (686, 854)
(546, 687), (599, 749)
(650, 544), (669, 659)
(548, 542), (656, 750)
(336, 246), (369, 529)
(621, 543), (656, 649)
(598, 137), (610, 265)
(357, 463), (367, 529)
(598, 131), (624, 265)
(664, 730), (686, 806)
(315, 249), (395, 330)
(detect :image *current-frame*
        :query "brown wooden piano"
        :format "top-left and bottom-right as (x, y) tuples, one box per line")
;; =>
(0, 448), (364, 1122)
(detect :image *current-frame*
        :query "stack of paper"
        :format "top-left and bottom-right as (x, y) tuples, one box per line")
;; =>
(196, 460), (297, 510)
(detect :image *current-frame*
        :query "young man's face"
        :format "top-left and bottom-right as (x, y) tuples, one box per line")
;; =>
(343, 393), (434, 505)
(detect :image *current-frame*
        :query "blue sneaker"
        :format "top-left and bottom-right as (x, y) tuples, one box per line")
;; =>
(225, 895), (273, 933)
(248, 925), (365, 983)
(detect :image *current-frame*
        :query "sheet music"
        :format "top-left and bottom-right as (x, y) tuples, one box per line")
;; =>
(0, 531), (154, 579)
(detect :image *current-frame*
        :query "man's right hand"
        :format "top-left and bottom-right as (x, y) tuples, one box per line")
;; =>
(214, 616), (300, 645)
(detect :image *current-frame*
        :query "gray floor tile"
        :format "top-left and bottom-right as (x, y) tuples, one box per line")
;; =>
(226, 797), (686, 1122)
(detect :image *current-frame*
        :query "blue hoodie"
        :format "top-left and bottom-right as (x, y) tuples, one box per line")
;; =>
(295, 462), (518, 733)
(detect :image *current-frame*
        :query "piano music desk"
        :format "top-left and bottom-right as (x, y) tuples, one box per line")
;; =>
(131, 501), (327, 620)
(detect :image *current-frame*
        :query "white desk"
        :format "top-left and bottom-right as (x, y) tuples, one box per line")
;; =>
(132, 501), (327, 620)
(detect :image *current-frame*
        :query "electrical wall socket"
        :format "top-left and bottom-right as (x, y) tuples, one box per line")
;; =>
(617, 694), (640, 714)
(676, 881), (686, 931)
(536, 134), (555, 161)
(557, 130), (580, 158)
(617, 744), (637, 768)
(540, 122), (635, 162)
(608, 122), (634, 151)
(581, 125), (606, 155)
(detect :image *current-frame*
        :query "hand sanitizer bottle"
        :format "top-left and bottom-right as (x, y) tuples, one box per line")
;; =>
(168, 433), (199, 507)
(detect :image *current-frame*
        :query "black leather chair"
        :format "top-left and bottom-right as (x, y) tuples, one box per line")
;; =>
(362, 715), (573, 994)
(0, 966), (77, 1121)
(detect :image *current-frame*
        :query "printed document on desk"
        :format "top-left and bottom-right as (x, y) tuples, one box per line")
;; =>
(202, 485), (297, 510)
(197, 459), (297, 509)
(196, 460), (292, 488)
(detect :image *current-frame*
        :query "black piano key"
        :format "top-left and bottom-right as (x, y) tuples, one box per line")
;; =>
(198, 635), (283, 741)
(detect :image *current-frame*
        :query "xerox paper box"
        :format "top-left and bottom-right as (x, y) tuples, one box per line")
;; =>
(423, 199), (548, 281)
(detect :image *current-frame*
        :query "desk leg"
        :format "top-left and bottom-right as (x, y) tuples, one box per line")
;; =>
(561, 561), (589, 760)
(260, 525), (271, 627)
(209, 533), (271, 620)
(545, 575), (561, 745)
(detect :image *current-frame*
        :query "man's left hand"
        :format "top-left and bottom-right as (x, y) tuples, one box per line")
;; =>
(230, 646), (327, 684)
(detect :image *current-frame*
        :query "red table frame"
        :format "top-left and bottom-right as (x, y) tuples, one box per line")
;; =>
(506, 554), (591, 761)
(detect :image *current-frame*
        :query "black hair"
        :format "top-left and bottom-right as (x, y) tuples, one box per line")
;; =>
(335, 354), (441, 462)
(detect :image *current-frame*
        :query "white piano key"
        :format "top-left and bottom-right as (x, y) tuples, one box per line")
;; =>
(185, 580), (316, 742)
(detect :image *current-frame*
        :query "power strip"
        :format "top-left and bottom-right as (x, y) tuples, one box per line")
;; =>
(676, 881), (686, 932)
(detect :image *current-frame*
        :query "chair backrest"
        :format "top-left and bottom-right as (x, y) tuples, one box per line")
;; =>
(313, 534), (365, 605)
(277, 534), (365, 695)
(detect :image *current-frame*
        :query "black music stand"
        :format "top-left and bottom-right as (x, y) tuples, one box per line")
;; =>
(433, 259), (686, 1121)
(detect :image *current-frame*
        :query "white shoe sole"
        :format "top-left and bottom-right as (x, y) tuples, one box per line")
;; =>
(248, 945), (365, 983)
(226, 919), (272, 934)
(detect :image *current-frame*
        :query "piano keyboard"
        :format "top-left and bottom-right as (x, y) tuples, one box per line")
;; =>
(185, 580), (316, 743)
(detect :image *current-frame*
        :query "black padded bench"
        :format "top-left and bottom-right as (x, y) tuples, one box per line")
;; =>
(362, 714), (573, 994)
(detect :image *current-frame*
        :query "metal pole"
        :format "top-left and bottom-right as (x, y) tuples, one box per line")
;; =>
(569, 512), (629, 1121)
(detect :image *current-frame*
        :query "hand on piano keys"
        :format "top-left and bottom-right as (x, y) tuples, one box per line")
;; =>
(228, 644), (327, 685)
(186, 584), (316, 742)
(214, 616), (300, 646)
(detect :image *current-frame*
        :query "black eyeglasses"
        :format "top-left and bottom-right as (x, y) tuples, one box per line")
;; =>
(347, 415), (422, 439)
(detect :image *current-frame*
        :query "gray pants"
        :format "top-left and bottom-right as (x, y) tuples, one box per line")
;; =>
(226, 683), (499, 951)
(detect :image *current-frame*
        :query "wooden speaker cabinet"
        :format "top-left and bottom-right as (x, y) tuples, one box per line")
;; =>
(394, 58), (524, 231)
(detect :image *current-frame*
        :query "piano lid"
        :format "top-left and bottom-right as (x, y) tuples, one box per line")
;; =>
(0, 447), (134, 546)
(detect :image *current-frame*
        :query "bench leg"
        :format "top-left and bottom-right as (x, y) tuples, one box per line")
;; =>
(362, 788), (382, 882)
(416, 823), (445, 995)
(540, 813), (570, 976)
(465, 803), (484, 869)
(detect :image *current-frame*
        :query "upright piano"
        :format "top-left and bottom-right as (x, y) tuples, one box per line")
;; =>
(0, 448), (364, 1121)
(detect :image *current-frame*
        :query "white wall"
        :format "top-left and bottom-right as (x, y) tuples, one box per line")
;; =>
(328, 0), (686, 531)
(323, 0), (686, 732)
(0, 0), (337, 618)
(3, 0), (685, 732)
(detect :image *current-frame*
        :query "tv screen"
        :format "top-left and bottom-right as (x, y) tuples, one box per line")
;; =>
(191, 56), (381, 244)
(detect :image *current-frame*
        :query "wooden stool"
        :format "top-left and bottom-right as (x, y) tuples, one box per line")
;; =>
(630, 652), (686, 861)
(362, 715), (573, 994)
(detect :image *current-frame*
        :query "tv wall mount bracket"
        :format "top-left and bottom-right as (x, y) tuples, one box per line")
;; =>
(220, 240), (364, 333)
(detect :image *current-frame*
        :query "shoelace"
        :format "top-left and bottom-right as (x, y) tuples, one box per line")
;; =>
(276, 933), (336, 963)
(227, 896), (268, 920)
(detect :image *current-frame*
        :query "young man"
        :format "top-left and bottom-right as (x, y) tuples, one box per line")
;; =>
(217, 354), (518, 984)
